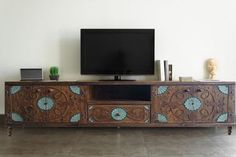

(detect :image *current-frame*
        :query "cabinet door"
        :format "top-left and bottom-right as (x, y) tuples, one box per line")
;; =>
(6, 85), (46, 123)
(152, 85), (194, 124)
(192, 85), (228, 123)
(152, 85), (230, 124)
(44, 85), (87, 124)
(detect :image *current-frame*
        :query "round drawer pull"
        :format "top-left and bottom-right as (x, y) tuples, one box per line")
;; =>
(111, 108), (127, 121)
(115, 113), (120, 117)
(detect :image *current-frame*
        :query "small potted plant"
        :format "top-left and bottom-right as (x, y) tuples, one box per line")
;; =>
(49, 66), (59, 80)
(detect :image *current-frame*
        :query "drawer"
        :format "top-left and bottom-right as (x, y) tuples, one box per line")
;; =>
(88, 105), (150, 124)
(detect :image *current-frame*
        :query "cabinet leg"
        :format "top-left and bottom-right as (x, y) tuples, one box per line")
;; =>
(7, 126), (12, 136)
(228, 126), (232, 135)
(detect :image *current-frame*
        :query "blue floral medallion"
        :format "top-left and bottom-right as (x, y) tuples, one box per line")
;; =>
(217, 85), (228, 95)
(37, 97), (54, 111)
(11, 112), (23, 122)
(184, 97), (202, 111)
(216, 113), (228, 122)
(111, 108), (127, 121)
(10, 86), (21, 94)
(70, 113), (81, 122)
(69, 86), (81, 95)
(157, 86), (168, 95)
(156, 113), (168, 123)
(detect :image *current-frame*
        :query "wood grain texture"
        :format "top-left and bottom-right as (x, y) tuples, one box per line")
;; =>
(4, 81), (235, 134)
(5, 80), (235, 86)
(228, 84), (235, 123)
(44, 86), (88, 124)
(5, 85), (11, 125)
(88, 105), (150, 124)
(8, 86), (46, 123)
(5, 85), (88, 124)
(152, 85), (230, 124)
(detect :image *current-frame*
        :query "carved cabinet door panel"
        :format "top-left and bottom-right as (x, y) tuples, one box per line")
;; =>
(152, 85), (194, 124)
(44, 85), (87, 124)
(193, 85), (230, 123)
(88, 105), (150, 124)
(152, 85), (230, 124)
(6, 85), (46, 123)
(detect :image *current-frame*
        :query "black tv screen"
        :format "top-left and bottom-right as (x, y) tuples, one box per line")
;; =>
(81, 29), (154, 75)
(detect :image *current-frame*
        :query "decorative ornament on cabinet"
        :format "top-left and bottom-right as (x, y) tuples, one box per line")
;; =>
(207, 58), (217, 80)
(49, 66), (59, 80)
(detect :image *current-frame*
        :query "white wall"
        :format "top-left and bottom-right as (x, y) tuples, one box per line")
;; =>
(0, 0), (236, 114)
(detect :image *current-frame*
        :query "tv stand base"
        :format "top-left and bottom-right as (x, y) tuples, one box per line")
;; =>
(99, 75), (135, 81)
(114, 75), (121, 81)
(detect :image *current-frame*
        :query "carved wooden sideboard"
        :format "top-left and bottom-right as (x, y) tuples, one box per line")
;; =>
(5, 81), (235, 135)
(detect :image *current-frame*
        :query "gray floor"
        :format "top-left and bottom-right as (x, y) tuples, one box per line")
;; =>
(0, 126), (236, 157)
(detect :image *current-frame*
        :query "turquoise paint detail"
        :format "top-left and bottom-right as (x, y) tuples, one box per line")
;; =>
(111, 108), (127, 121)
(69, 86), (81, 95)
(70, 113), (81, 122)
(157, 86), (168, 95)
(10, 86), (21, 94)
(157, 113), (168, 123)
(218, 85), (228, 95)
(37, 97), (54, 111)
(184, 97), (202, 111)
(217, 113), (228, 122)
(11, 112), (23, 122)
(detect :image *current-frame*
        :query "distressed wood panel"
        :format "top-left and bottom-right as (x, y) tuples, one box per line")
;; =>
(7, 86), (46, 123)
(45, 86), (88, 124)
(88, 105), (150, 124)
(152, 85), (229, 124)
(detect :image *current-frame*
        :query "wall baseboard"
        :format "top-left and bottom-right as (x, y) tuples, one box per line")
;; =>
(0, 114), (4, 125)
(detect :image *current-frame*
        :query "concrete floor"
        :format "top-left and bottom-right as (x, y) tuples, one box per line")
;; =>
(0, 127), (236, 157)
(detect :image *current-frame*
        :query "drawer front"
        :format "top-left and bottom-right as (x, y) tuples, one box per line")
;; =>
(88, 105), (150, 124)
(152, 85), (230, 124)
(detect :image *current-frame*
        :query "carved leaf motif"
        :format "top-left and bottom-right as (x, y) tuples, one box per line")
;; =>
(218, 85), (229, 95)
(69, 86), (81, 95)
(157, 86), (168, 95)
(216, 113), (228, 122)
(70, 113), (81, 122)
(156, 113), (168, 123)
(11, 112), (23, 122)
(10, 86), (21, 94)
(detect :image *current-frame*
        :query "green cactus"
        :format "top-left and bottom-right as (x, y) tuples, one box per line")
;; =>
(50, 66), (59, 76)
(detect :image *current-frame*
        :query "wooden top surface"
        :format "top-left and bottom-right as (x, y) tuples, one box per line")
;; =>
(5, 80), (235, 85)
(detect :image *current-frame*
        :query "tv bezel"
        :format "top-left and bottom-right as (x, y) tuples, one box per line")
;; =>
(80, 29), (155, 76)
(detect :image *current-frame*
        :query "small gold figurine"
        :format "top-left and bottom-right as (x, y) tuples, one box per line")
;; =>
(207, 58), (217, 80)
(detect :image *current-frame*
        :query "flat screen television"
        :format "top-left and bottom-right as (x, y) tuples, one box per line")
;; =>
(81, 29), (155, 80)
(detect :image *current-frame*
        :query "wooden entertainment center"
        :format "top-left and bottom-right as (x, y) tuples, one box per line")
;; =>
(5, 80), (235, 136)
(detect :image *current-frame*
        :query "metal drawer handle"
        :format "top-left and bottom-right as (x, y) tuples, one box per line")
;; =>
(183, 89), (190, 93)
(196, 89), (202, 92)
(115, 113), (120, 117)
